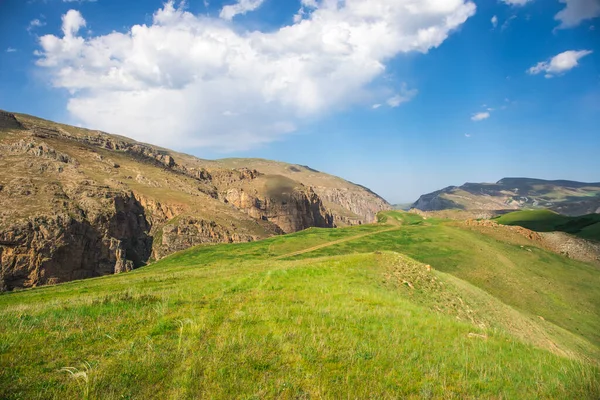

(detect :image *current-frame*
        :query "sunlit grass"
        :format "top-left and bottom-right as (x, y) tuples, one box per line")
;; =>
(1, 212), (599, 399)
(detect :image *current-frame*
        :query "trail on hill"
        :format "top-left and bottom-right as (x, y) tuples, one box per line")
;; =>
(274, 226), (400, 260)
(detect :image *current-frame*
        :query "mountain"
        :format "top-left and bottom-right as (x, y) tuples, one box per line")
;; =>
(412, 178), (600, 216)
(0, 110), (389, 290)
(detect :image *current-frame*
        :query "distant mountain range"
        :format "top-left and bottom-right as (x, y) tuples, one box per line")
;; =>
(412, 178), (600, 216)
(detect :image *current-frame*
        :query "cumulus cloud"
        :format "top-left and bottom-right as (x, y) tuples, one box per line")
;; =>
(35, 1), (476, 151)
(219, 0), (265, 20)
(6, 47), (17, 53)
(528, 50), (593, 78)
(555, 0), (600, 28)
(61, 9), (86, 36)
(471, 112), (490, 121)
(491, 15), (498, 28)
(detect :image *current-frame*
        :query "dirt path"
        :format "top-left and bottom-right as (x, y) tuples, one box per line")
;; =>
(274, 226), (400, 260)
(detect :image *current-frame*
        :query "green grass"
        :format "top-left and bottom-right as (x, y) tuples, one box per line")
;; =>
(377, 210), (426, 225)
(580, 222), (600, 241)
(1, 212), (599, 399)
(494, 210), (600, 241)
(284, 222), (600, 356)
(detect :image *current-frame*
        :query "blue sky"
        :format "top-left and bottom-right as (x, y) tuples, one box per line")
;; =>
(0, 0), (599, 203)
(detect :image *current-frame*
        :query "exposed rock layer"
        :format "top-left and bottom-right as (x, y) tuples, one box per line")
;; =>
(0, 193), (151, 291)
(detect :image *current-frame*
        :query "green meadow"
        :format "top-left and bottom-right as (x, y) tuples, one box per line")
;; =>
(494, 209), (600, 242)
(1, 212), (599, 399)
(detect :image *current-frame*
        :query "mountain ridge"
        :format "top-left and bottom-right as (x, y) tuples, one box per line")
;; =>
(413, 177), (600, 216)
(0, 110), (390, 290)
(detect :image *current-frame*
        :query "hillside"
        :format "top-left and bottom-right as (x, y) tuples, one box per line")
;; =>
(0, 110), (389, 290)
(494, 210), (600, 242)
(209, 158), (389, 227)
(413, 178), (600, 216)
(1, 211), (598, 398)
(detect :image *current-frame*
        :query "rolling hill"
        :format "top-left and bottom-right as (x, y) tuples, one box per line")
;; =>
(412, 178), (600, 216)
(494, 210), (600, 242)
(0, 211), (598, 398)
(0, 110), (389, 290)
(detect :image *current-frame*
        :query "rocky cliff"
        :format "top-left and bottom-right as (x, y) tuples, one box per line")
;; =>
(209, 159), (391, 225)
(0, 110), (389, 290)
(0, 193), (151, 291)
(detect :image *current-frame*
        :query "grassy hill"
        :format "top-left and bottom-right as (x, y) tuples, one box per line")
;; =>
(494, 210), (600, 242)
(1, 212), (599, 399)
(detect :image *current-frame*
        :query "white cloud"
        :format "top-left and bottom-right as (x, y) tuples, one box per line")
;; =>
(63, 0), (97, 2)
(491, 15), (498, 28)
(501, 15), (517, 30)
(386, 83), (418, 108)
(555, 0), (600, 29)
(528, 50), (593, 78)
(6, 47), (17, 53)
(28, 18), (46, 32)
(501, 0), (534, 5)
(372, 104), (382, 109)
(220, 0), (265, 20)
(61, 9), (86, 36)
(35, 1), (476, 151)
(471, 112), (490, 121)
(464, 133), (471, 137)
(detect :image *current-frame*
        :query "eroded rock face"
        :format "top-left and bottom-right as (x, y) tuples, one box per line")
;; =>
(224, 186), (334, 233)
(153, 217), (259, 259)
(0, 193), (152, 291)
(4, 139), (77, 164)
(313, 187), (389, 224)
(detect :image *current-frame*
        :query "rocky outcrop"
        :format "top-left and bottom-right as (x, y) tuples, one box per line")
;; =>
(540, 232), (600, 265)
(153, 217), (260, 259)
(224, 186), (333, 233)
(3, 139), (77, 164)
(0, 193), (152, 291)
(314, 186), (390, 224)
(0, 111), (23, 130)
(29, 126), (185, 171)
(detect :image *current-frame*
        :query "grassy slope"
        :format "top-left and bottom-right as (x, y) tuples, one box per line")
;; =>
(291, 212), (600, 355)
(1, 213), (599, 399)
(494, 210), (600, 241)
